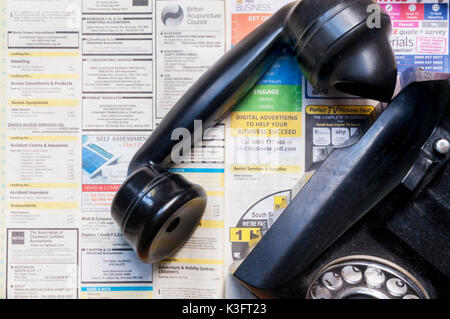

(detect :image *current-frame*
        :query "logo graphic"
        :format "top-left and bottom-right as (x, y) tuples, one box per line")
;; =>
(409, 4), (417, 12)
(11, 231), (25, 245)
(161, 4), (184, 26)
(432, 4), (440, 12)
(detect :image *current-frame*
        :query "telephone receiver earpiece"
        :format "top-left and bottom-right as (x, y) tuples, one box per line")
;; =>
(111, 0), (397, 263)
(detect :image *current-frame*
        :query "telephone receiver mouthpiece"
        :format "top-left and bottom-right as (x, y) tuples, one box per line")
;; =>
(111, 0), (397, 263)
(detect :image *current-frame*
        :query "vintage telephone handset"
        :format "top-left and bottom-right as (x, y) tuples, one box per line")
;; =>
(111, 0), (399, 264)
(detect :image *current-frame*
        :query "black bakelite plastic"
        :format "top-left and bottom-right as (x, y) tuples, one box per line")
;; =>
(287, 0), (397, 102)
(111, 164), (206, 262)
(233, 80), (450, 290)
(111, 0), (397, 263)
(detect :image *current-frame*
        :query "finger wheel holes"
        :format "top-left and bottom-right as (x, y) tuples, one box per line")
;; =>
(306, 256), (429, 299)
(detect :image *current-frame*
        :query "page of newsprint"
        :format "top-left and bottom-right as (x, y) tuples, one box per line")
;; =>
(0, 0), (226, 299)
(1, 0), (450, 300)
(1, 0), (7, 299)
(223, 0), (450, 298)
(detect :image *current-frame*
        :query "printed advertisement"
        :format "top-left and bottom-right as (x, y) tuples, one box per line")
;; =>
(224, 0), (304, 298)
(0, 0), (449, 300)
(223, 0), (450, 299)
(380, 0), (449, 72)
(1, 0), (227, 299)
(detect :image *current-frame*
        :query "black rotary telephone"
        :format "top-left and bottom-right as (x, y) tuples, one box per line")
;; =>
(110, 0), (450, 298)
